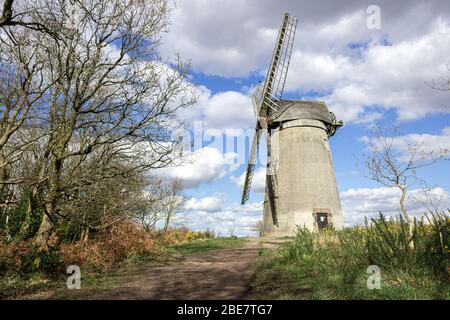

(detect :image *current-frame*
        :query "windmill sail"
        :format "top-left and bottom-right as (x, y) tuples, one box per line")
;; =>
(241, 13), (298, 226)
(260, 13), (298, 118)
(265, 129), (278, 226)
(241, 123), (261, 205)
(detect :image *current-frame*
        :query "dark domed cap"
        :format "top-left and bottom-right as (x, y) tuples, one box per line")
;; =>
(271, 100), (343, 136)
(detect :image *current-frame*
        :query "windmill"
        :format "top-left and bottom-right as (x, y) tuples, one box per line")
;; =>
(241, 13), (344, 235)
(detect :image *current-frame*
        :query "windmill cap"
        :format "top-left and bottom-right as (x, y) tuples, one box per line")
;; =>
(272, 100), (341, 127)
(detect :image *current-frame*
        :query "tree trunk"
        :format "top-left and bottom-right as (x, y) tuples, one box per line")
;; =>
(35, 212), (52, 243)
(5, 212), (11, 241)
(0, 152), (7, 193)
(36, 146), (64, 243)
(25, 155), (48, 238)
(399, 185), (414, 249)
(19, 194), (33, 236)
(163, 211), (171, 233)
(80, 225), (89, 243)
(37, 153), (60, 242)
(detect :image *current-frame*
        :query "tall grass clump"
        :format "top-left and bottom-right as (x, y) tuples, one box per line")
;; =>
(366, 211), (449, 280)
(252, 211), (449, 300)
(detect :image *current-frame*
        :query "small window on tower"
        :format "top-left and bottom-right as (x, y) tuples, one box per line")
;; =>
(317, 213), (328, 229)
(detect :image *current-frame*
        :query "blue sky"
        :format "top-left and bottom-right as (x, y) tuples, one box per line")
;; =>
(157, 0), (450, 236)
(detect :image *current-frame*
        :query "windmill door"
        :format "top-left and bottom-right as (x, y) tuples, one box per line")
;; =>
(317, 213), (328, 229)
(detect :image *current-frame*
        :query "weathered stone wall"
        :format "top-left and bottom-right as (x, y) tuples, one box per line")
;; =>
(263, 118), (344, 235)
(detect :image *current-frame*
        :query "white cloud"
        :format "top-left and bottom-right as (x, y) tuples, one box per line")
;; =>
(341, 186), (450, 226)
(178, 85), (257, 156)
(177, 191), (264, 237)
(287, 18), (450, 123)
(182, 199), (264, 237)
(158, 147), (238, 189)
(162, 1), (450, 123)
(181, 186), (450, 235)
(163, 1), (450, 77)
(389, 127), (450, 155)
(184, 196), (222, 212)
(200, 90), (255, 131)
(230, 201), (264, 213)
(161, 1), (279, 77)
(231, 167), (266, 194)
(360, 127), (450, 160)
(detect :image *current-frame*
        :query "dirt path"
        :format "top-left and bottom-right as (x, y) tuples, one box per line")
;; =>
(86, 237), (282, 300)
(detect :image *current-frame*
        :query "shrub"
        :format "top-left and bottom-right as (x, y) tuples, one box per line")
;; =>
(155, 227), (215, 245)
(60, 221), (158, 271)
(366, 212), (450, 279)
(1, 222), (216, 275)
(0, 235), (62, 274)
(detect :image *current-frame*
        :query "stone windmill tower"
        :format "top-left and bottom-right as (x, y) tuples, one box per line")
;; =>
(241, 13), (344, 236)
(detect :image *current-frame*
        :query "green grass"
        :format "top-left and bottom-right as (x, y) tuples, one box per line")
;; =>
(250, 247), (450, 300)
(1, 254), (159, 300)
(0, 273), (58, 299)
(249, 213), (450, 300)
(168, 237), (245, 255)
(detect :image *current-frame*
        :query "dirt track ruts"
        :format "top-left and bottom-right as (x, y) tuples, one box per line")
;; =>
(88, 238), (269, 300)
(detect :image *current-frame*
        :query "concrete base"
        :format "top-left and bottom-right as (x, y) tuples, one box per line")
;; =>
(263, 119), (344, 236)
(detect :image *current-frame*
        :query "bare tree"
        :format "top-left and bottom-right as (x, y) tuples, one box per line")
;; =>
(252, 220), (263, 237)
(133, 176), (166, 232)
(429, 64), (450, 161)
(361, 126), (447, 243)
(0, 0), (56, 33)
(59, 166), (155, 242)
(161, 178), (184, 233)
(0, 19), (52, 194)
(0, 0), (197, 242)
(133, 177), (184, 233)
(429, 64), (450, 92)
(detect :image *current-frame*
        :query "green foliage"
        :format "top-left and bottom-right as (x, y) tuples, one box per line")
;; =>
(170, 237), (245, 255)
(20, 244), (62, 274)
(366, 212), (449, 279)
(0, 190), (43, 240)
(251, 211), (450, 300)
(0, 238), (62, 275)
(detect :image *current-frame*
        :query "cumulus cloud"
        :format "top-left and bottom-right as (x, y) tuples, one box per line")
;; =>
(184, 196), (222, 212)
(287, 18), (450, 122)
(176, 192), (264, 237)
(360, 127), (450, 160)
(177, 85), (257, 160)
(162, 1), (450, 123)
(231, 167), (266, 194)
(200, 89), (255, 131)
(341, 187), (450, 226)
(182, 200), (264, 237)
(158, 147), (238, 189)
(389, 127), (450, 155)
(162, 1), (450, 76)
(181, 186), (450, 235)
